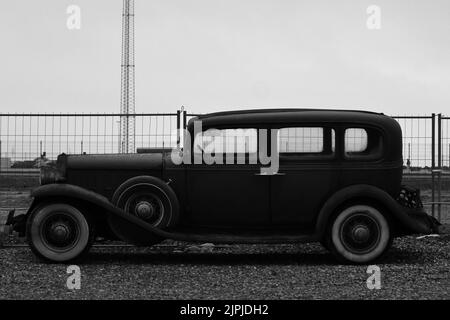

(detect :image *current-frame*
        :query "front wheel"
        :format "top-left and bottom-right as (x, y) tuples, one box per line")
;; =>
(26, 203), (94, 263)
(326, 205), (392, 264)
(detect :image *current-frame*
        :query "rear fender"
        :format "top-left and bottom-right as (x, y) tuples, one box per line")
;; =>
(315, 184), (437, 237)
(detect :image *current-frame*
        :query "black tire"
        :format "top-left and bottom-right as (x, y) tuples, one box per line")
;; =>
(26, 203), (94, 263)
(325, 204), (392, 264)
(109, 176), (179, 246)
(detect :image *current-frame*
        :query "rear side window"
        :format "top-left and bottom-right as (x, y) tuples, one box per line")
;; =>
(277, 127), (335, 156)
(345, 128), (368, 153)
(344, 127), (383, 158)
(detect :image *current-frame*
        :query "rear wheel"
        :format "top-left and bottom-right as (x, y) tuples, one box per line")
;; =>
(26, 203), (94, 263)
(326, 205), (392, 264)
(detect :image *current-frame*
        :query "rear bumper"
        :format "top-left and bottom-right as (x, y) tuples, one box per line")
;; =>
(395, 185), (441, 235)
(399, 207), (441, 235)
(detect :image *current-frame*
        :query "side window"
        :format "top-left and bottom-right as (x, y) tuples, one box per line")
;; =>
(277, 127), (335, 156)
(344, 127), (382, 158)
(345, 128), (368, 153)
(194, 128), (257, 155)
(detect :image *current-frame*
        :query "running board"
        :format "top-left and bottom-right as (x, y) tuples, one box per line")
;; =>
(159, 232), (318, 244)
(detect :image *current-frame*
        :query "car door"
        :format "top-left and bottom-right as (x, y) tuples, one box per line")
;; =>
(270, 126), (339, 230)
(186, 127), (271, 228)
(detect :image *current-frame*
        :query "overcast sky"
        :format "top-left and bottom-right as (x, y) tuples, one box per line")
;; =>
(0, 0), (449, 115)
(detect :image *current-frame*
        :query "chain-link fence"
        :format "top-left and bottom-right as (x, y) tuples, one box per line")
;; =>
(393, 115), (434, 169)
(0, 110), (449, 223)
(0, 112), (180, 210)
(0, 112), (179, 167)
(437, 115), (450, 223)
(391, 114), (448, 223)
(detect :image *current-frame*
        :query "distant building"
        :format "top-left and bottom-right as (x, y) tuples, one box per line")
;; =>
(0, 157), (12, 169)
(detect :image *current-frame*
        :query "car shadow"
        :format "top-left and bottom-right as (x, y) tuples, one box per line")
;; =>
(81, 247), (428, 266)
(379, 247), (428, 264)
(84, 251), (335, 266)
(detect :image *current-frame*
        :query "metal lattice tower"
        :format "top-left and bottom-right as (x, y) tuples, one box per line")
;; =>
(119, 0), (135, 153)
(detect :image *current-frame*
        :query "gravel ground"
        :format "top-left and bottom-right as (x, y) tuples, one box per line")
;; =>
(0, 236), (449, 300)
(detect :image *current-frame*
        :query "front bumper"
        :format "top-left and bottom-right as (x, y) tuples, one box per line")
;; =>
(1, 210), (27, 237)
(0, 210), (15, 246)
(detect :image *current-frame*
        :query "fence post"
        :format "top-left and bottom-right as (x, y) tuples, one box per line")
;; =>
(431, 113), (435, 218)
(438, 114), (442, 168)
(437, 114), (442, 222)
(176, 110), (181, 148)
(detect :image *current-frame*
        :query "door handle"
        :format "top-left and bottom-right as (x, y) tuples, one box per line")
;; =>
(254, 172), (286, 176)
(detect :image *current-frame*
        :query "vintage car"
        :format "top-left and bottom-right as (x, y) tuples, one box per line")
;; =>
(5, 109), (439, 264)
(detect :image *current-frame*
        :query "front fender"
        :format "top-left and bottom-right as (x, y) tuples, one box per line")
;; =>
(315, 184), (438, 238)
(29, 183), (174, 241)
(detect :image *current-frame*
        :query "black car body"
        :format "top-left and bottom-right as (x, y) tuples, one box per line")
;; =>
(8, 109), (439, 263)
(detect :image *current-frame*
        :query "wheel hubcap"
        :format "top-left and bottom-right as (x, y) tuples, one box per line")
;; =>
(41, 213), (80, 250)
(135, 201), (155, 220)
(49, 223), (71, 243)
(123, 191), (165, 226)
(352, 225), (370, 243)
(340, 213), (381, 254)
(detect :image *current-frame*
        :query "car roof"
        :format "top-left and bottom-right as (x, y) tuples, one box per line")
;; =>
(188, 108), (395, 129)
(196, 108), (382, 119)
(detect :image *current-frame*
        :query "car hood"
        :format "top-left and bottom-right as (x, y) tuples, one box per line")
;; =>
(64, 153), (163, 171)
